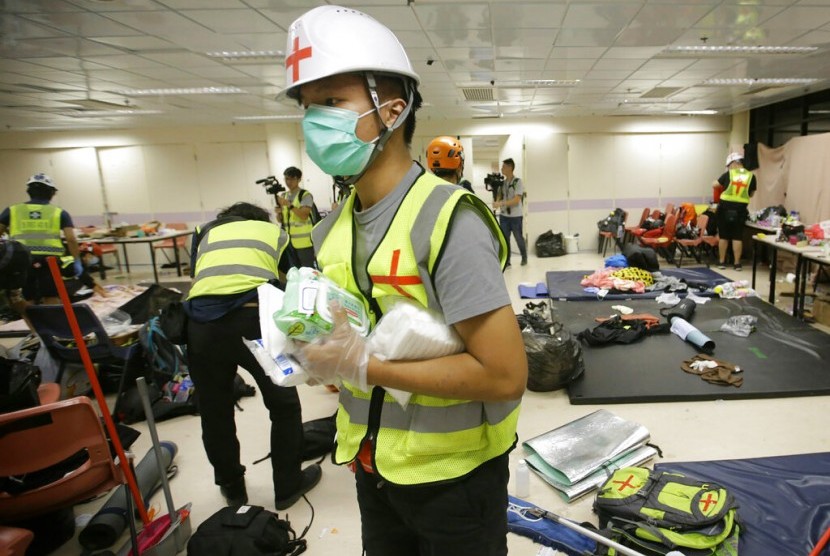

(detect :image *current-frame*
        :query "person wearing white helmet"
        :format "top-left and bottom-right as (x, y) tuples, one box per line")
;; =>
(0, 173), (83, 304)
(281, 6), (526, 555)
(712, 153), (756, 270)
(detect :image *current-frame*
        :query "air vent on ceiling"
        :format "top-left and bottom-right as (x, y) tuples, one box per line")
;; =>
(15, 83), (82, 93)
(640, 87), (682, 99)
(462, 88), (495, 101)
(472, 114), (502, 119)
(740, 86), (782, 96)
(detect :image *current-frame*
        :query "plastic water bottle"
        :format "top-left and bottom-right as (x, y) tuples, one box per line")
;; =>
(515, 459), (530, 498)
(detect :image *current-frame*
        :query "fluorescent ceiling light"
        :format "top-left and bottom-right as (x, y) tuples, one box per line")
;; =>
(669, 110), (719, 115)
(118, 86), (244, 96)
(702, 78), (820, 86)
(664, 45), (818, 55)
(234, 114), (303, 121)
(509, 79), (580, 87)
(206, 50), (283, 60)
(60, 109), (163, 117)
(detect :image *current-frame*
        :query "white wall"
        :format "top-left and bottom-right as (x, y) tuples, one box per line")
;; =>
(0, 113), (735, 264)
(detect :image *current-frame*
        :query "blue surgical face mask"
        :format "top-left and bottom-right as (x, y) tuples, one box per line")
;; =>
(302, 102), (390, 177)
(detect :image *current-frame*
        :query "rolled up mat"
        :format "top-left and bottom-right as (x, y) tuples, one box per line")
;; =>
(669, 316), (715, 353)
(78, 441), (178, 551)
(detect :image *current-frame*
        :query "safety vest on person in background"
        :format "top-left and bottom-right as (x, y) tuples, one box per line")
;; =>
(8, 204), (64, 256)
(282, 190), (313, 249)
(314, 169), (519, 486)
(719, 168), (753, 204)
(187, 220), (288, 299)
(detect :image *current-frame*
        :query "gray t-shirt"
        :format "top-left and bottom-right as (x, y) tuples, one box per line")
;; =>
(501, 177), (524, 218)
(350, 163), (511, 326)
(285, 188), (314, 209)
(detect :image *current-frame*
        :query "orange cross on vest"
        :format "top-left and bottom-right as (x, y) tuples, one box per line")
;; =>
(699, 492), (718, 512)
(370, 249), (422, 298)
(285, 37), (312, 82)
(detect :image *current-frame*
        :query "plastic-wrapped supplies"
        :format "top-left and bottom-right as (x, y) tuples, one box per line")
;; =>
(242, 282), (308, 387)
(274, 267), (369, 341)
(367, 297), (465, 407)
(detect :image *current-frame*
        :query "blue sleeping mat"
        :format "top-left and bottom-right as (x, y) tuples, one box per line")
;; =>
(656, 452), (830, 556)
(546, 267), (731, 300)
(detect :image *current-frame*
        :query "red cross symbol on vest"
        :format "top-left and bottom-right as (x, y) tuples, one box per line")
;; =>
(285, 36), (312, 82)
(699, 492), (718, 512)
(612, 474), (638, 492)
(370, 249), (422, 298)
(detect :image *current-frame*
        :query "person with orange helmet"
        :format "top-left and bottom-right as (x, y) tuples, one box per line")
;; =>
(280, 6), (526, 555)
(713, 152), (756, 270)
(426, 135), (473, 191)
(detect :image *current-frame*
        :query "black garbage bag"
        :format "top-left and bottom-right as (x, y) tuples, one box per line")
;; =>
(517, 302), (585, 392)
(535, 230), (566, 257)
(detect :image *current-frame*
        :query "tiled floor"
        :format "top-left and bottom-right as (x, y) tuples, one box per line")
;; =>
(18, 250), (830, 555)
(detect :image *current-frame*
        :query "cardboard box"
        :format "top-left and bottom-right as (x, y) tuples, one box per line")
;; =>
(810, 294), (830, 327)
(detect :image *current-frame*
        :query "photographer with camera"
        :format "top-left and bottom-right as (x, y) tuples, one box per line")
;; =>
(493, 158), (527, 267)
(275, 166), (317, 268)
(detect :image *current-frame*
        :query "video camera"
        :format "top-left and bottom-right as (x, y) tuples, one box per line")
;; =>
(256, 176), (285, 196)
(484, 172), (505, 203)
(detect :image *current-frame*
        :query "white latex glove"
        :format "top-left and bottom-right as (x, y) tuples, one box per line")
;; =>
(294, 300), (369, 391)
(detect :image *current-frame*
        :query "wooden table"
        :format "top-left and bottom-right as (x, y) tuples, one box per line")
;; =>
(88, 229), (194, 283)
(752, 234), (823, 318)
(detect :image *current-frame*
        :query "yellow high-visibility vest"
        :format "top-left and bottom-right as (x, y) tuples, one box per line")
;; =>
(282, 190), (313, 249)
(719, 168), (753, 204)
(9, 204), (64, 256)
(315, 170), (519, 486)
(188, 220), (288, 299)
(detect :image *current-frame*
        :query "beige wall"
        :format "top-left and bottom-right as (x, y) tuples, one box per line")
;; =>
(1, 113), (736, 265)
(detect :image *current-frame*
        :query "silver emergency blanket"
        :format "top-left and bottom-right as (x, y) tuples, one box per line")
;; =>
(526, 444), (657, 502)
(522, 409), (651, 501)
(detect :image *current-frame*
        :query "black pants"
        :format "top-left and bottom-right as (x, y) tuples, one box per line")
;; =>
(356, 454), (510, 556)
(498, 215), (527, 264)
(187, 306), (304, 498)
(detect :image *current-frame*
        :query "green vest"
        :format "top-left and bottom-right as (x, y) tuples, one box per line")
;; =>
(719, 168), (752, 204)
(188, 220), (288, 299)
(282, 190), (313, 249)
(9, 204), (64, 256)
(315, 170), (519, 486)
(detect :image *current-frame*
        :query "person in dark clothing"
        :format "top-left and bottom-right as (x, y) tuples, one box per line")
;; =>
(184, 201), (321, 510)
(713, 153), (756, 270)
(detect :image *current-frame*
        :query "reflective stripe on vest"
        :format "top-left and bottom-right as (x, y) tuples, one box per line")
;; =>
(316, 170), (518, 485)
(9, 204), (64, 255)
(719, 168), (752, 204)
(282, 190), (313, 249)
(188, 220), (287, 299)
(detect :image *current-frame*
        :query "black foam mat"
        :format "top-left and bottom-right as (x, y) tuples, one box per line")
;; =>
(562, 296), (830, 404)
(656, 453), (830, 556)
(546, 266), (730, 301)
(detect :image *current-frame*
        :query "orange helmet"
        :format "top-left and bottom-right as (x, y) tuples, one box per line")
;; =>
(427, 136), (464, 171)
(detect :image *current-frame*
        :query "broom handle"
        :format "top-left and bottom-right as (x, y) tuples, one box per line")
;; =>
(528, 507), (648, 556)
(135, 377), (177, 521)
(809, 524), (830, 556)
(45, 256), (150, 526)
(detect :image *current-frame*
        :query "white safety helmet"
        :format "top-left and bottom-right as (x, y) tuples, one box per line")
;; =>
(725, 152), (743, 167)
(26, 173), (58, 191)
(279, 5), (420, 100)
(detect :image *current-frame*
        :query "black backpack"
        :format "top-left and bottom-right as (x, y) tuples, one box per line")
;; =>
(187, 505), (306, 556)
(299, 190), (322, 224)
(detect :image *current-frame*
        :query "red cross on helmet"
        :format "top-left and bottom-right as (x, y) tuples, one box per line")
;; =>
(279, 5), (420, 100)
(427, 136), (464, 171)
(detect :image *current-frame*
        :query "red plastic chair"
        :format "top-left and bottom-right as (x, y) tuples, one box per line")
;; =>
(624, 208), (650, 244)
(640, 212), (678, 264)
(0, 396), (124, 522)
(598, 211), (627, 257)
(675, 213), (709, 267)
(0, 526), (33, 556)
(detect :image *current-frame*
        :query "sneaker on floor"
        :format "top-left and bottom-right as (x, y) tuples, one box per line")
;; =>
(718, 263), (727, 270)
(521, 259), (528, 266)
(734, 263), (743, 271)
(504, 263), (512, 269)
(220, 476), (248, 507)
(275, 464), (322, 510)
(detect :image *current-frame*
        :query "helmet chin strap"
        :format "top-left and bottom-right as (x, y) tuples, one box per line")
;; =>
(342, 71), (414, 186)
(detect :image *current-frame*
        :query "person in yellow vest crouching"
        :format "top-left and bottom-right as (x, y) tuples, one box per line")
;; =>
(276, 166), (317, 269)
(279, 6), (528, 555)
(184, 201), (321, 510)
(0, 173), (83, 305)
